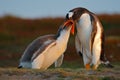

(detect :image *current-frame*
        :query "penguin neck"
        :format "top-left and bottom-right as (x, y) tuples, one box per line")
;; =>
(56, 28), (71, 44)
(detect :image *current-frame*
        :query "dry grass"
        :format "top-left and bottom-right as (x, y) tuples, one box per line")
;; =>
(0, 66), (120, 80)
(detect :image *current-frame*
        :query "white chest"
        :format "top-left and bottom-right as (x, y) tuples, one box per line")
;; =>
(76, 13), (92, 47)
(40, 30), (70, 69)
(32, 29), (71, 70)
(41, 41), (67, 69)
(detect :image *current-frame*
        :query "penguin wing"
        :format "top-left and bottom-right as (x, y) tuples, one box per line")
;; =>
(20, 34), (55, 62)
(54, 54), (64, 67)
(31, 40), (56, 61)
(75, 35), (83, 57)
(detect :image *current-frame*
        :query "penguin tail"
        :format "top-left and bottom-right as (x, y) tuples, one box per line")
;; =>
(18, 65), (23, 69)
(100, 52), (114, 68)
(101, 61), (114, 68)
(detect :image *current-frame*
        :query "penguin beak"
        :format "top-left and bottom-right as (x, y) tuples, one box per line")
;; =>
(63, 20), (75, 35)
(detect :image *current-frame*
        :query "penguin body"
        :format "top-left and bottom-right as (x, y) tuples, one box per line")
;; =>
(66, 7), (113, 70)
(18, 21), (74, 70)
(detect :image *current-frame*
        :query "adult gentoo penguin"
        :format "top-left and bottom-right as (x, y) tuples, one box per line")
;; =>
(18, 20), (74, 70)
(66, 7), (113, 70)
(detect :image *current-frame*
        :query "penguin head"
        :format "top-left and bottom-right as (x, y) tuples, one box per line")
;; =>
(63, 8), (88, 35)
(62, 20), (75, 35)
(65, 7), (92, 33)
(66, 7), (90, 21)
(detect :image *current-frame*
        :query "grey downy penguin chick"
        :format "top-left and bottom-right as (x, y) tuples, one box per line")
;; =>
(18, 20), (74, 70)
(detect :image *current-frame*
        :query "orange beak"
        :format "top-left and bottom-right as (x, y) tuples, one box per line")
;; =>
(63, 20), (75, 35)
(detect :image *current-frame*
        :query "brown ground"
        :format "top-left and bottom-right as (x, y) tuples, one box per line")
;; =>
(0, 67), (120, 80)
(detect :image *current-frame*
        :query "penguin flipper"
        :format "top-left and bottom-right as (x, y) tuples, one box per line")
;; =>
(31, 40), (56, 61)
(54, 54), (64, 67)
(20, 34), (55, 62)
(75, 35), (83, 57)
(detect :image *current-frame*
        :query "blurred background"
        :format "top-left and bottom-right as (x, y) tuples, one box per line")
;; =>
(0, 0), (120, 68)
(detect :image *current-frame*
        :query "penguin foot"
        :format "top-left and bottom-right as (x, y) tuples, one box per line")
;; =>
(92, 65), (97, 70)
(85, 64), (90, 70)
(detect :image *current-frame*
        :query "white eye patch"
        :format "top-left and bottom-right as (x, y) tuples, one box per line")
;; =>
(68, 12), (74, 18)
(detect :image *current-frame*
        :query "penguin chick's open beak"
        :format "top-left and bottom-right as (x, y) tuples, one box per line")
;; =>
(63, 20), (75, 35)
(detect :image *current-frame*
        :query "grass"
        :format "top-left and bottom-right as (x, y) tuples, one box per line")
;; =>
(0, 64), (120, 80)
(0, 60), (120, 80)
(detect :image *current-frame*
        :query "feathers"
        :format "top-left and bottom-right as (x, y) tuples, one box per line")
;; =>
(69, 7), (114, 70)
(55, 54), (64, 67)
(75, 34), (83, 56)
(31, 40), (56, 61)
(19, 23), (72, 69)
(20, 34), (55, 62)
(68, 12), (74, 18)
